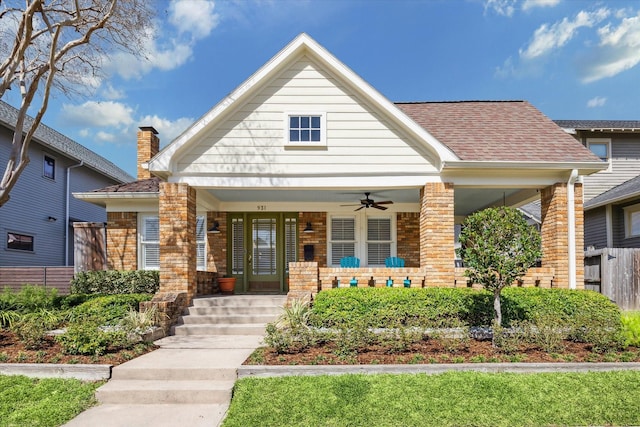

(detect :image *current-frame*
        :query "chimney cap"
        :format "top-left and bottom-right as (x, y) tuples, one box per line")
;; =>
(139, 126), (158, 134)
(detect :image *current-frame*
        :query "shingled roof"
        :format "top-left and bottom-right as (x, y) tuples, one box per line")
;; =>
(585, 174), (640, 210)
(554, 120), (640, 131)
(90, 177), (161, 193)
(0, 100), (133, 183)
(396, 101), (602, 163)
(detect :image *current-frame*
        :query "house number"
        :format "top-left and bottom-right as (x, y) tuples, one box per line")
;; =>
(257, 205), (267, 211)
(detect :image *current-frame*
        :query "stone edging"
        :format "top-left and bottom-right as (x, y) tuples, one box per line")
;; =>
(238, 362), (640, 378)
(0, 363), (112, 381)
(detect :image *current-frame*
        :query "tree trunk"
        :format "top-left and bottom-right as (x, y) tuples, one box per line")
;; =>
(493, 290), (502, 327)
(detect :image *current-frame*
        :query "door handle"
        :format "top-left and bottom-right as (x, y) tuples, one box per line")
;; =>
(248, 254), (252, 264)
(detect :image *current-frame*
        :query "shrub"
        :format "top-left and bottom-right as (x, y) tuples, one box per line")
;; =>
(621, 311), (640, 347)
(56, 319), (128, 356)
(0, 285), (58, 312)
(68, 294), (153, 325)
(70, 270), (159, 294)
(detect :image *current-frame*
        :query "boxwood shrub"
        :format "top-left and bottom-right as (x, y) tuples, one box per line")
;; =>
(309, 287), (621, 330)
(71, 270), (159, 295)
(68, 293), (153, 325)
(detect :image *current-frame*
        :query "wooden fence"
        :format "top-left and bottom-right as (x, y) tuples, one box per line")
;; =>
(584, 248), (640, 310)
(0, 266), (75, 295)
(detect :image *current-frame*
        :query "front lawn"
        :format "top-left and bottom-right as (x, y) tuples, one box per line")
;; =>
(0, 374), (102, 427)
(223, 370), (640, 427)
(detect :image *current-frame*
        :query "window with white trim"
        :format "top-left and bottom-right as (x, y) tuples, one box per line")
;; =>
(624, 204), (640, 238)
(140, 215), (206, 271)
(328, 214), (396, 266)
(286, 113), (326, 146)
(587, 138), (612, 172)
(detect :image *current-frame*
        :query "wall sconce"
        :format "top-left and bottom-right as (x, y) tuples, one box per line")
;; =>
(47, 216), (57, 222)
(208, 221), (220, 234)
(303, 221), (314, 233)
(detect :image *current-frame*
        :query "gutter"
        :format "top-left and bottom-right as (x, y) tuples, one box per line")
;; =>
(65, 161), (84, 266)
(441, 160), (606, 173)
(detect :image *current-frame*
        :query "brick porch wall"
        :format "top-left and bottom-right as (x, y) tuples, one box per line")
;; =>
(420, 182), (455, 287)
(159, 182), (197, 302)
(574, 183), (585, 289)
(397, 212), (420, 267)
(106, 212), (138, 270)
(208, 211), (226, 276)
(299, 212), (327, 267)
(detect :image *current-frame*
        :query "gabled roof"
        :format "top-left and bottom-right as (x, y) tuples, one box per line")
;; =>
(148, 33), (458, 176)
(554, 120), (640, 132)
(397, 101), (603, 163)
(585, 174), (640, 210)
(0, 100), (133, 183)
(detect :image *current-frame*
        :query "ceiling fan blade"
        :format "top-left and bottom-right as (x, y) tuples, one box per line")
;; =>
(374, 200), (394, 205)
(354, 206), (365, 211)
(340, 204), (362, 207)
(372, 204), (388, 210)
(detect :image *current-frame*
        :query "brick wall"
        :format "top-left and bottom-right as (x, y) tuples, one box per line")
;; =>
(541, 183), (570, 288)
(207, 211), (226, 275)
(299, 212), (327, 267)
(397, 212), (420, 267)
(106, 212), (138, 270)
(574, 183), (585, 289)
(159, 183), (197, 302)
(137, 127), (159, 180)
(287, 262), (319, 302)
(420, 182), (455, 287)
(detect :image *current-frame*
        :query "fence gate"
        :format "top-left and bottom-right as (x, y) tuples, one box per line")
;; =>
(584, 248), (640, 310)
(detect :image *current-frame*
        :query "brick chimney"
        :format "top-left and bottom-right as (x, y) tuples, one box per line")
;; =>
(137, 126), (159, 180)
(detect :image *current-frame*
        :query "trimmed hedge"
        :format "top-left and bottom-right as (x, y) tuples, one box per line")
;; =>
(68, 293), (153, 325)
(309, 287), (621, 329)
(70, 270), (159, 295)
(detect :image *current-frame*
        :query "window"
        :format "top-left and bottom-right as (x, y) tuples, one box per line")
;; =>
(231, 217), (244, 275)
(7, 232), (34, 251)
(624, 204), (640, 238)
(43, 155), (55, 179)
(328, 214), (396, 266)
(140, 215), (207, 271)
(286, 113), (326, 146)
(587, 138), (611, 172)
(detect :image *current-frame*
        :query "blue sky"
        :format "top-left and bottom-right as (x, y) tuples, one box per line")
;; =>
(5, 0), (640, 177)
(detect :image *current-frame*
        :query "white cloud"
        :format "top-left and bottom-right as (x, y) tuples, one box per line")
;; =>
(522, 0), (560, 12)
(169, 0), (219, 40)
(587, 96), (607, 107)
(520, 8), (610, 59)
(96, 131), (118, 143)
(138, 115), (194, 145)
(484, 0), (517, 17)
(61, 101), (135, 128)
(581, 10), (640, 82)
(101, 83), (125, 100)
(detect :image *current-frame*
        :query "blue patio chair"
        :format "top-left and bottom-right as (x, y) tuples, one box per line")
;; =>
(403, 277), (411, 288)
(385, 257), (405, 268)
(340, 257), (360, 268)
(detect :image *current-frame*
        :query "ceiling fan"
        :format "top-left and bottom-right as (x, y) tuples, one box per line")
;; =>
(341, 192), (394, 211)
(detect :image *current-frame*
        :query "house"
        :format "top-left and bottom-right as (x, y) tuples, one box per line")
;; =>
(554, 120), (640, 249)
(0, 100), (133, 267)
(74, 34), (604, 321)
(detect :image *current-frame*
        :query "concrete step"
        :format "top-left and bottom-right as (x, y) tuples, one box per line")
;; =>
(172, 323), (267, 336)
(180, 314), (278, 325)
(186, 305), (283, 316)
(112, 366), (237, 381)
(191, 295), (287, 308)
(96, 380), (235, 404)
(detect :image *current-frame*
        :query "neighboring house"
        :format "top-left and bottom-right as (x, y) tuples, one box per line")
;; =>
(0, 101), (133, 267)
(75, 33), (604, 313)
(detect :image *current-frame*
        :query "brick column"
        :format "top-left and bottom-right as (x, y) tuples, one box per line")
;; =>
(106, 212), (137, 270)
(541, 183), (570, 288)
(159, 182), (197, 302)
(420, 182), (455, 287)
(574, 182), (585, 289)
(287, 262), (319, 303)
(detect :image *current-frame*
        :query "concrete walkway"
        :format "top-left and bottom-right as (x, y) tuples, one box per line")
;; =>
(63, 335), (262, 427)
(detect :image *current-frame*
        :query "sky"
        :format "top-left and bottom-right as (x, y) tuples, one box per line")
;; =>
(4, 0), (640, 178)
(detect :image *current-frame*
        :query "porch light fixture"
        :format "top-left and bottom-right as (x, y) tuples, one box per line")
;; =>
(208, 221), (220, 234)
(47, 216), (57, 222)
(303, 222), (314, 233)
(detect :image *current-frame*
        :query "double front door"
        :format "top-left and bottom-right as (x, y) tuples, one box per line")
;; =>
(228, 213), (297, 293)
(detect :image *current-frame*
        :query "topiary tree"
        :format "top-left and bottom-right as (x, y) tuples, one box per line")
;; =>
(458, 206), (541, 327)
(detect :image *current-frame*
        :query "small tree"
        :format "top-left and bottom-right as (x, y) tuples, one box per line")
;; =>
(459, 206), (541, 327)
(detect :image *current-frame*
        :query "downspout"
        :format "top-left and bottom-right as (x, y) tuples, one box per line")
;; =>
(567, 169), (578, 290)
(65, 161), (84, 266)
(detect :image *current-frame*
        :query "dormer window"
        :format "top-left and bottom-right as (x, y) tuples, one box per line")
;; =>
(286, 113), (326, 147)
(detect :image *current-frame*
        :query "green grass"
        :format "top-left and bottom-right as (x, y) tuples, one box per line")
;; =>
(222, 371), (640, 427)
(0, 375), (102, 427)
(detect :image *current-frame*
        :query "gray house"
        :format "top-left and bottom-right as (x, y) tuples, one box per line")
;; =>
(554, 120), (640, 249)
(0, 101), (133, 267)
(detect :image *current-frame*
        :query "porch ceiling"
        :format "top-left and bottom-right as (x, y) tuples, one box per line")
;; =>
(203, 187), (530, 216)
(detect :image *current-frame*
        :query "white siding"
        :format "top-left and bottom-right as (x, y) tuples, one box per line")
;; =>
(176, 57), (438, 176)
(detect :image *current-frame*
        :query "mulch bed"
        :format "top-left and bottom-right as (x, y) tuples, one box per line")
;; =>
(0, 329), (157, 365)
(248, 339), (640, 365)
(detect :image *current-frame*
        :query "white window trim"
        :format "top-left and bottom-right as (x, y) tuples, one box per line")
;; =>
(138, 214), (159, 271)
(586, 138), (612, 173)
(327, 212), (396, 266)
(43, 153), (56, 180)
(623, 203), (640, 238)
(284, 112), (327, 148)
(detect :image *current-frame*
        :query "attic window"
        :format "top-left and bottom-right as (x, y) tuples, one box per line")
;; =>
(286, 113), (326, 147)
